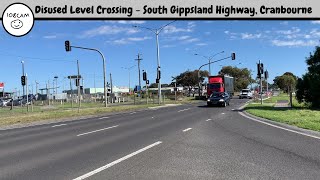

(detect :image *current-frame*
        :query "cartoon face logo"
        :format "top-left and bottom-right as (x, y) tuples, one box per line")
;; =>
(11, 19), (23, 29)
(2, 3), (34, 37)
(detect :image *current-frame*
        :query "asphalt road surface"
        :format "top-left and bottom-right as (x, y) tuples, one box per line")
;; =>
(1, 99), (320, 180)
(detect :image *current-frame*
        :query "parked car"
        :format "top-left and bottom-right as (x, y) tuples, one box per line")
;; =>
(207, 92), (230, 107)
(0, 98), (10, 107)
(239, 89), (253, 99)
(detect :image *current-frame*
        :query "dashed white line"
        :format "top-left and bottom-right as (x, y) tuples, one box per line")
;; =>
(178, 108), (190, 112)
(73, 141), (162, 180)
(221, 113), (225, 115)
(183, 128), (192, 132)
(52, 124), (67, 128)
(206, 119), (212, 121)
(130, 112), (137, 114)
(98, 117), (109, 120)
(77, 125), (119, 137)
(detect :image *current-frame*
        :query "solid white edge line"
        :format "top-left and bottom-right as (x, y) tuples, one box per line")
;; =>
(183, 128), (192, 132)
(98, 117), (109, 120)
(239, 112), (320, 140)
(206, 119), (212, 121)
(77, 125), (119, 137)
(73, 141), (162, 180)
(52, 124), (67, 128)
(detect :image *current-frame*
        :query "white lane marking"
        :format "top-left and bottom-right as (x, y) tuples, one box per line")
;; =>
(206, 119), (212, 121)
(221, 113), (225, 115)
(52, 124), (67, 128)
(231, 109), (235, 111)
(77, 125), (119, 137)
(183, 128), (192, 132)
(98, 117), (109, 120)
(73, 141), (162, 180)
(178, 108), (190, 112)
(151, 117), (154, 119)
(239, 112), (320, 140)
(130, 112), (137, 114)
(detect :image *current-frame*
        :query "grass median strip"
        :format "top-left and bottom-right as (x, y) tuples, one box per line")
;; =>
(0, 104), (159, 127)
(244, 94), (320, 132)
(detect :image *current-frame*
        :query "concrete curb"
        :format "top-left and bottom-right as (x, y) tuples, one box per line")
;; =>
(238, 102), (320, 139)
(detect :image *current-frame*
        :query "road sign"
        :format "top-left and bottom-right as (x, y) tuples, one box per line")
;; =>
(67, 75), (81, 79)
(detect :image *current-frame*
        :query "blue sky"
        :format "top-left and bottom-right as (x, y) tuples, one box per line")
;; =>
(1, 20), (320, 93)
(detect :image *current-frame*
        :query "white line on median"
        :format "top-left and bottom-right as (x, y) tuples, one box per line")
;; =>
(77, 125), (119, 137)
(239, 112), (320, 140)
(206, 119), (212, 121)
(52, 124), (67, 128)
(73, 141), (162, 180)
(98, 117), (109, 120)
(183, 128), (192, 132)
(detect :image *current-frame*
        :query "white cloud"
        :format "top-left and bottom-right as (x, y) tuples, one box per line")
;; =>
(162, 44), (176, 48)
(178, 36), (191, 40)
(276, 27), (300, 35)
(271, 39), (318, 47)
(79, 25), (139, 38)
(311, 21), (320, 24)
(195, 43), (208, 46)
(43, 35), (57, 39)
(163, 22), (195, 34)
(184, 38), (200, 43)
(109, 36), (151, 45)
(310, 29), (320, 37)
(241, 33), (262, 39)
(204, 32), (211, 35)
(280, 21), (288, 25)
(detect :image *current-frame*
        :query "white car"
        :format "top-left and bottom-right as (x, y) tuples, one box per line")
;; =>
(239, 89), (253, 99)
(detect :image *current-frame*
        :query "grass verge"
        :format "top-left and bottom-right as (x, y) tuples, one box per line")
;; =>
(244, 94), (320, 132)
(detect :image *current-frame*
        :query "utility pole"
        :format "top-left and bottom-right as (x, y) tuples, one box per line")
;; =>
(135, 53), (142, 96)
(77, 60), (81, 112)
(94, 73), (97, 102)
(69, 77), (73, 108)
(35, 81), (38, 95)
(48, 80), (50, 106)
(110, 73), (113, 93)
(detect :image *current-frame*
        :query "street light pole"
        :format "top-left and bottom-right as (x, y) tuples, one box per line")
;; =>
(195, 51), (224, 76)
(197, 54), (236, 97)
(133, 21), (176, 104)
(122, 65), (136, 94)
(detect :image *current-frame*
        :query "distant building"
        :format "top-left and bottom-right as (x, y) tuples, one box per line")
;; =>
(63, 86), (129, 95)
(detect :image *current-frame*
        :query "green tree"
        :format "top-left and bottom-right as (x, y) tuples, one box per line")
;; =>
(273, 72), (297, 93)
(296, 46), (320, 107)
(218, 66), (254, 91)
(173, 69), (209, 96)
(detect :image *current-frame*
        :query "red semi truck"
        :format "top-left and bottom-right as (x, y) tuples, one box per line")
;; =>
(207, 75), (234, 97)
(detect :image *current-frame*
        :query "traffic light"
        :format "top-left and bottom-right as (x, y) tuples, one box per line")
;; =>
(143, 71), (147, 81)
(75, 78), (80, 86)
(65, 40), (71, 52)
(157, 70), (161, 79)
(156, 79), (159, 83)
(260, 63), (264, 74)
(264, 70), (269, 79)
(231, 52), (236, 60)
(21, 76), (26, 86)
(146, 80), (149, 84)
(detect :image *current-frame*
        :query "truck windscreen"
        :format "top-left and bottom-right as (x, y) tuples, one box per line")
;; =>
(208, 84), (221, 89)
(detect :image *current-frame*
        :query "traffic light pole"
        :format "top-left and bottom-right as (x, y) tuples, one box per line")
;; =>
(73, 46), (107, 107)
